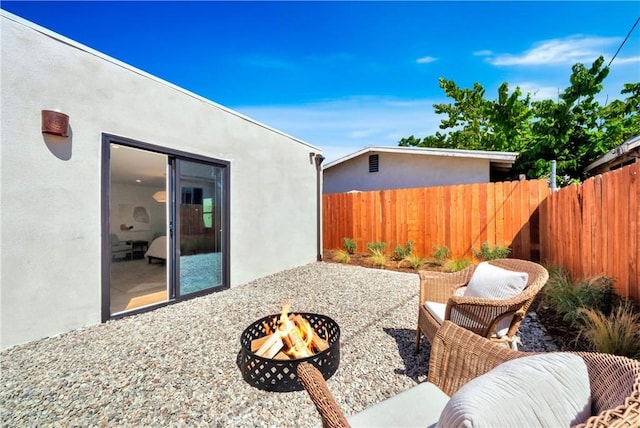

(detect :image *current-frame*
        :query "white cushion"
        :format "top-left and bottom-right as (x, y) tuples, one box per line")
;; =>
(436, 353), (592, 428)
(425, 302), (484, 336)
(425, 301), (446, 324)
(348, 382), (450, 428)
(465, 261), (528, 299)
(464, 262), (528, 336)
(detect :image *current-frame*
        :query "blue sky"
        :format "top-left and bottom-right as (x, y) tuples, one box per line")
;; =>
(3, 1), (639, 162)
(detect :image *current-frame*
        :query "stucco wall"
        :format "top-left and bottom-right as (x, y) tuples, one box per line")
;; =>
(0, 13), (321, 350)
(323, 151), (490, 193)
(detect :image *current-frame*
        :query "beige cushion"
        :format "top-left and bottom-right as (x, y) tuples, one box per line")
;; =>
(436, 353), (592, 427)
(348, 382), (450, 428)
(465, 261), (528, 299)
(425, 301), (446, 324)
(464, 262), (528, 336)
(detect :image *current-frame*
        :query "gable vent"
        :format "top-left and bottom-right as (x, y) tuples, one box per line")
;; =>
(369, 154), (379, 173)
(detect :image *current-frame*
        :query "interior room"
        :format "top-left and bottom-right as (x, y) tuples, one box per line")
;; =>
(109, 145), (168, 314)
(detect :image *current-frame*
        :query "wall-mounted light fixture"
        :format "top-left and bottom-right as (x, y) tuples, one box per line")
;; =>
(152, 190), (166, 203)
(41, 110), (69, 137)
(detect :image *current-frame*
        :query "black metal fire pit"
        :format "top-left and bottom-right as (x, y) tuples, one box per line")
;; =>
(239, 312), (340, 392)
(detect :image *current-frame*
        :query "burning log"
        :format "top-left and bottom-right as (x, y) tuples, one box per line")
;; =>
(251, 334), (271, 352)
(311, 330), (329, 352)
(253, 304), (330, 359)
(291, 314), (329, 352)
(255, 332), (284, 359)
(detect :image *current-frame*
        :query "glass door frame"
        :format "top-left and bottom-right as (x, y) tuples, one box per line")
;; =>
(101, 133), (230, 322)
(172, 158), (226, 299)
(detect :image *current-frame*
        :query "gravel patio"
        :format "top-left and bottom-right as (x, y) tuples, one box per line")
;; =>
(1, 262), (556, 427)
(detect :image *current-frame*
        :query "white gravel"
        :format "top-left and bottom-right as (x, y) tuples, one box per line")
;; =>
(1, 262), (557, 427)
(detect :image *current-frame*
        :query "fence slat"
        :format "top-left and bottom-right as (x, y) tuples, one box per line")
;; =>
(629, 163), (639, 302)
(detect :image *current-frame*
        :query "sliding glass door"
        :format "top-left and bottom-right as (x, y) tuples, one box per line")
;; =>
(175, 159), (225, 296)
(102, 134), (229, 321)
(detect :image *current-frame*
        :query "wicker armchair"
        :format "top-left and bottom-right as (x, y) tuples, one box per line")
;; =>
(297, 321), (640, 428)
(416, 258), (549, 350)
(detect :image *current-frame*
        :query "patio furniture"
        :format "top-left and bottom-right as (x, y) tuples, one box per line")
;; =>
(110, 233), (133, 260)
(297, 321), (640, 428)
(416, 258), (549, 350)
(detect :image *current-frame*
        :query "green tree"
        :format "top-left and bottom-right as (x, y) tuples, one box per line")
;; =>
(400, 56), (639, 184)
(598, 82), (640, 151)
(520, 56), (611, 181)
(399, 79), (532, 152)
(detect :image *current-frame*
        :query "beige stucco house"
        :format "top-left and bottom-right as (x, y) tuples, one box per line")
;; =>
(0, 11), (323, 350)
(323, 146), (518, 194)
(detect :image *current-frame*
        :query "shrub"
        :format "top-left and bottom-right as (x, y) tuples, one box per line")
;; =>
(392, 240), (414, 261)
(579, 302), (640, 359)
(333, 249), (351, 264)
(444, 258), (473, 272)
(367, 241), (386, 253)
(431, 245), (451, 266)
(397, 253), (425, 270)
(342, 237), (357, 254)
(369, 248), (387, 268)
(473, 242), (511, 261)
(541, 267), (620, 327)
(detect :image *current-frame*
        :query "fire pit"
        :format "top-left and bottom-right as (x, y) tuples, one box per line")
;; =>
(239, 309), (340, 392)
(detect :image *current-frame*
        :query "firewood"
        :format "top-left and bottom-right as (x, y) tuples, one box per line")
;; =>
(310, 330), (329, 352)
(286, 325), (313, 358)
(281, 332), (293, 350)
(273, 351), (290, 360)
(256, 332), (284, 358)
(251, 334), (272, 352)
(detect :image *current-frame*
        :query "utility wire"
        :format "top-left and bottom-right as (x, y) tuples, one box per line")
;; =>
(608, 16), (640, 67)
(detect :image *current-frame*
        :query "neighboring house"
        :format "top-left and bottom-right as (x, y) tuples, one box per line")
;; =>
(1, 12), (323, 350)
(323, 146), (518, 194)
(584, 135), (640, 176)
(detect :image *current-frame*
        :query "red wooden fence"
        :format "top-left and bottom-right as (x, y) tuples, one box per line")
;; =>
(323, 179), (550, 261)
(323, 163), (639, 302)
(540, 162), (639, 302)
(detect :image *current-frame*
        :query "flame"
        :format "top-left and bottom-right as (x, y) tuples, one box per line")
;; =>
(271, 302), (315, 358)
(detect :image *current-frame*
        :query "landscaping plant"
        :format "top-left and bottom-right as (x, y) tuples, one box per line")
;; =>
(333, 249), (351, 264)
(397, 253), (426, 270)
(444, 258), (473, 272)
(392, 240), (414, 261)
(473, 242), (511, 261)
(541, 267), (620, 327)
(342, 237), (357, 254)
(367, 241), (386, 253)
(369, 248), (387, 268)
(431, 245), (451, 266)
(578, 302), (640, 360)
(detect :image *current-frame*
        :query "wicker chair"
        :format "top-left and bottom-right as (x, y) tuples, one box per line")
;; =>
(416, 258), (549, 350)
(297, 321), (640, 428)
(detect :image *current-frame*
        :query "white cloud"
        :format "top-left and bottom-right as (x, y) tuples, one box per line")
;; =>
(513, 82), (561, 101)
(473, 50), (493, 57)
(611, 56), (640, 65)
(231, 97), (442, 163)
(486, 35), (621, 66)
(416, 56), (437, 64)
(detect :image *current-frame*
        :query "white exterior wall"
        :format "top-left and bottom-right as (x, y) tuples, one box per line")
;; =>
(323, 151), (490, 194)
(0, 13), (321, 350)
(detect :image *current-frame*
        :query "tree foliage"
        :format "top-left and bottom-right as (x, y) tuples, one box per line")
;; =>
(399, 56), (639, 183)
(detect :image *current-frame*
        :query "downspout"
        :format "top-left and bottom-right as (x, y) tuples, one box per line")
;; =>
(314, 154), (325, 261)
